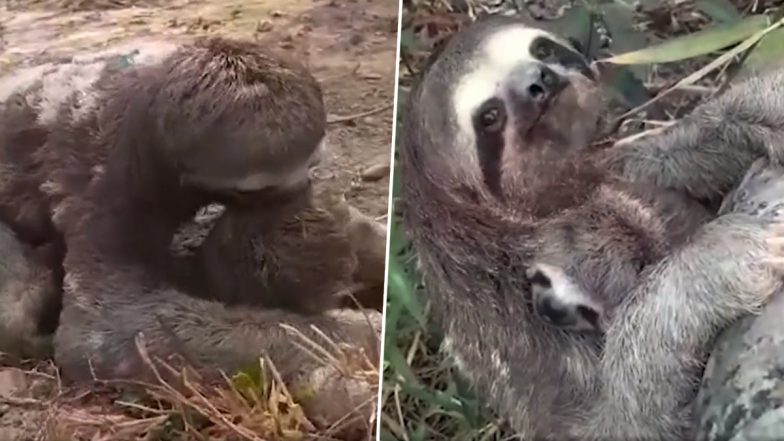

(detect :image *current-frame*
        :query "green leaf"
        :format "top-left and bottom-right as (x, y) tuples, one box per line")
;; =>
(383, 297), (402, 337)
(696, 0), (741, 24)
(231, 361), (269, 403)
(604, 67), (652, 109)
(742, 28), (784, 72)
(384, 343), (420, 384)
(600, 3), (647, 54)
(386, 245), (427, 330)
(411, 425), (427, 441)
(598, 2), (650, 84)
(547, 5), (602, 59)
(400, 28), (427, 54)
(379, 428), (401, 441)
(605, 14), (770, 64)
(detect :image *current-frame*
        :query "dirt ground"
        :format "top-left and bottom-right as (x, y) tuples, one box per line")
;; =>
(0, 0), (397, 439)
(0, 0), (397, 217)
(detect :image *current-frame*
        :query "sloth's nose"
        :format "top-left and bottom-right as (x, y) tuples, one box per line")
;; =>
(510, 63), (566, 104)
(535, 294), (602, 332)
(535, 295), (573, 327)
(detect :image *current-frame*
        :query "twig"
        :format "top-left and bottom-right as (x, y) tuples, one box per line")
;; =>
(0, 396), (46, 407)
(614, 121), (678, 147)
(327, 103), (394, 124)
(644, 82), (715, 94)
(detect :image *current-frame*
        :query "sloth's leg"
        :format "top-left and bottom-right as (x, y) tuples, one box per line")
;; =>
(604, 68), (784, 202)
(0, 223), (59, 360)
(53, 269), (381, 382)
(575, 213), (783, 441)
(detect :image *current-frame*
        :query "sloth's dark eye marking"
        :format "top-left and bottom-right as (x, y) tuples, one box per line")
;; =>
(532, 40), (554, 60)
(472, 98), (505, 198)
(476, 99), (506, 133)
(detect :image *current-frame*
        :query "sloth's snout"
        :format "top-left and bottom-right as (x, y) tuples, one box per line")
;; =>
(526, 263), (604, 333)
(534, 294), (601, 332)
(535, 295), (572, 326)
(509, 63), (566, 105)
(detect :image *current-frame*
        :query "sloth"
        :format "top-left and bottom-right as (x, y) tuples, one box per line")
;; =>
(0, 221), (60, 360)
(0, 37), (381, 385)
(398, 14), (784, 440)
(528, 155), (784, 335)
(526, 181), (712, 333)
(182, 175), (387, 314)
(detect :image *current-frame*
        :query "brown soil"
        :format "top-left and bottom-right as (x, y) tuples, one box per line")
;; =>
(0, 0), (396, 217)
(0, 0), (397, 439)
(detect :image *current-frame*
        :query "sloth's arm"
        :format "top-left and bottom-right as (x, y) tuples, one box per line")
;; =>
(605, 69), (784, 202)
(578, 213), (782, 441)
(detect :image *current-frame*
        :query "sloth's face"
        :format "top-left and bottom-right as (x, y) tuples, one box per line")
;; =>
(178, 135), (325, 208)
(410, 17), (606, 203)
(453, 25), (604, 200)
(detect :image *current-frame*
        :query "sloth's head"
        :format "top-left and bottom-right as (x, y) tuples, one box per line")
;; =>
(402, 15), (605, 208)
(108, 37), (326, 208)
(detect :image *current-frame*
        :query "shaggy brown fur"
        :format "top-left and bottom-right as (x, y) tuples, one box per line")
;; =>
(0, 37), (380, 385)
(194, 180), (363, 314)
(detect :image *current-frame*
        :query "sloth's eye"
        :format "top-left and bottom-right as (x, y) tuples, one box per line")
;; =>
(532, 41), (554, 60)
(477, 101), (506, 133)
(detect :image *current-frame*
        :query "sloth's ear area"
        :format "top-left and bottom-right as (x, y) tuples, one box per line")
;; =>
(526, 263), (604, 333)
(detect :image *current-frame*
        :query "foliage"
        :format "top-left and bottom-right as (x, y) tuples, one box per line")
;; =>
(384, 0), (784, 440)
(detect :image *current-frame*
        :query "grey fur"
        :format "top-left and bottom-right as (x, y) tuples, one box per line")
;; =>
(399, 15), (784, 440)
(528, 181), (711, 332)
(603, 67), (784, 203)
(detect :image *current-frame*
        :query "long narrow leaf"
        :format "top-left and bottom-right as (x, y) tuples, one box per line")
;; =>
(617, 15), (784, 120)
(605, 14), (769, 64)
(386, 248), (427, 329)
(742, 28), (784, 72)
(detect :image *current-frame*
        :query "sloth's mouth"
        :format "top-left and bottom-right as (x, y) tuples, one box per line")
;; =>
(524, 86), (563, 139)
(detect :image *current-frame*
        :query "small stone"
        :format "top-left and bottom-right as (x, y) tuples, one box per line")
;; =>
(0, 369), (27, 398)
(360, 163), (390, 182)
(255, 20), (273, 33)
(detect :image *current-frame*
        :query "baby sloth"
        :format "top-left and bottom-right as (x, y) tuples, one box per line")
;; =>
(527, 181), (711, 333)
(0, 36), (381, 390)
(187, 176), (387, 314)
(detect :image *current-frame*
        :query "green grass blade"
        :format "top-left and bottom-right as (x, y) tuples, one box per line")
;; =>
(387, 252), (427, 329)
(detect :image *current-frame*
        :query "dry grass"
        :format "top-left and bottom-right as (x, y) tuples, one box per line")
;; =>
(1, 324), (379, 441)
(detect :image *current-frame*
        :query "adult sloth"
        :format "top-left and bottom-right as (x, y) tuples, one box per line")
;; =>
(398, 14), (784, 440)
(0, 37), (380, 383)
